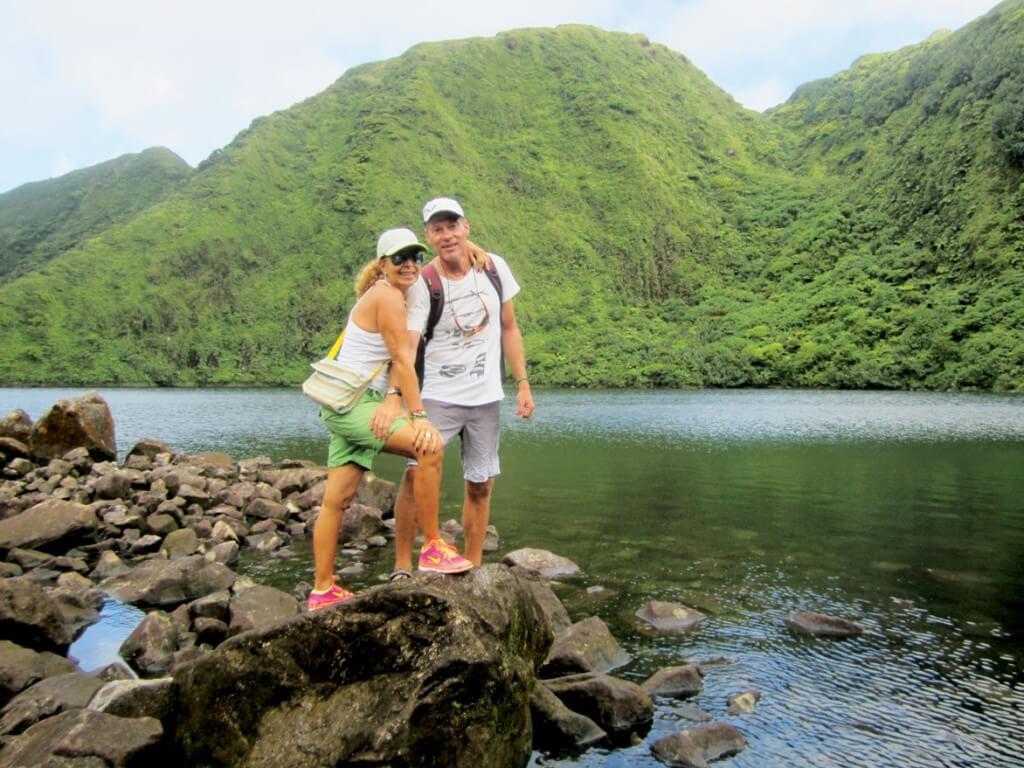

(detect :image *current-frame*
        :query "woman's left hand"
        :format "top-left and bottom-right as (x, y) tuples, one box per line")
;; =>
(370, 398), (404, 440)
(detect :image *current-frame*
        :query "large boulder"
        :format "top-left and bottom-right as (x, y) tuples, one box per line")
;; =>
(171, 564), (552, 767)
(530, 681), (607, 754)
(0, 410), (33, 443)
(0, 709), (162, 767)
(0, 578), (73, 654)
(28, 392), (116, 462)
(99, 555), (236, 608)
(119, 611), (182, 678)
(0, 499), (98, 553)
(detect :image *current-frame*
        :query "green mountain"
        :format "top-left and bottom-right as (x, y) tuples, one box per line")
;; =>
(0, 3), (1021, 390)
(0, 147), (193, 282)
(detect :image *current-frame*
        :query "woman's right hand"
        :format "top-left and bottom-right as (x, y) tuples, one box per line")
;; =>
(411, 417), (442, 453)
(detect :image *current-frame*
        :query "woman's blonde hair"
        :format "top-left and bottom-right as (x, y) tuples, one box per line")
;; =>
(354, 258), (385, 297)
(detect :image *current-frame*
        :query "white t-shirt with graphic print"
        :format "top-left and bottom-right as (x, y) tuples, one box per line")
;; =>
(406, 252), (520, 406)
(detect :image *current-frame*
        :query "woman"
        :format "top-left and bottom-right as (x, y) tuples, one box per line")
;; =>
(307, 228), (473, 611)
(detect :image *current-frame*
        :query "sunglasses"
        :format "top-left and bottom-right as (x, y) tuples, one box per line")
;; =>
(384, 248), (424, 266)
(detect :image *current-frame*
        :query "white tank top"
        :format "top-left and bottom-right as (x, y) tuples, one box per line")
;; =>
(335, 311), (390, 394)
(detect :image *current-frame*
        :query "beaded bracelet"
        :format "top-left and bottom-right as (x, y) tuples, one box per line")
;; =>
(410, 409), (429, 420)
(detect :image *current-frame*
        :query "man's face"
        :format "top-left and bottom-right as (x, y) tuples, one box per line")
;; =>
(424, 215), (470, 263)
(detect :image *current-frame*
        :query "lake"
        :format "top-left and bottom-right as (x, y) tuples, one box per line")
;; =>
(3, 387), (1023, 767)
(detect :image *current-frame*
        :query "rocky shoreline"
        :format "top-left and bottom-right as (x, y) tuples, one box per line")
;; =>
(1, 392), (864, 767)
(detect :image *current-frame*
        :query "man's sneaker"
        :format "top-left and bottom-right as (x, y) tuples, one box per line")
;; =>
(307, 583), (355, 611)
(418, 538), (473, 574)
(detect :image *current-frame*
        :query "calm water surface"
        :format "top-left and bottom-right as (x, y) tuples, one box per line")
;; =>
(3, 387), (1023, 767)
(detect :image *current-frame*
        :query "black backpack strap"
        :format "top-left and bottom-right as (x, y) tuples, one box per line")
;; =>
(483, 255), (507, 382)
(416, 262), (444, 387)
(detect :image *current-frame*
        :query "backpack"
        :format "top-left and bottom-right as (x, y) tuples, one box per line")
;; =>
(415, 257), (503, 386)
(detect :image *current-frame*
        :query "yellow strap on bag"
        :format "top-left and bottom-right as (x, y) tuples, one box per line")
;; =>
(327, 329), (346, 359)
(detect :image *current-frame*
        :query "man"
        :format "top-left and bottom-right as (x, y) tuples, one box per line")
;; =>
(378, 196), (534, 577)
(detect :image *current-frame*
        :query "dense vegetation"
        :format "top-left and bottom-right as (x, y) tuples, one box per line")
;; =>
(0, 148), (192, 282)
(0, 1), (1021, 390)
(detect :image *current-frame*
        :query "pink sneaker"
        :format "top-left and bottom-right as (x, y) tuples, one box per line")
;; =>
(307, 583), (355, 611)
(419, 538), (473, 574)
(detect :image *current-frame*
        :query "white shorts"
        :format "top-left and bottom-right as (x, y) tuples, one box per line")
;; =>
(411, 399), (501, 483)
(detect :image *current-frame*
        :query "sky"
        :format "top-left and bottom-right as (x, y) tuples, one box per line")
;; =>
(0, 0), (999, 194)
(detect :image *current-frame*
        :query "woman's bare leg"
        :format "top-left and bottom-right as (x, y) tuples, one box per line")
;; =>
(384, 425), (443, 544)
(312, 463), (364, 591)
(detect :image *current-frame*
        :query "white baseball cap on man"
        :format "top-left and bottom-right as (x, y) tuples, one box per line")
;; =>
(422, 197), (465, 222)
(376, 228), (426, 259)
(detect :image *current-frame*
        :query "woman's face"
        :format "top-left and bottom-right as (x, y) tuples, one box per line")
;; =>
(381, 247), (423, 289)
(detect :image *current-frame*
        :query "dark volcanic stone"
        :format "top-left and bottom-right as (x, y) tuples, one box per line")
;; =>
(540, 616), (630, 678)
(544, 672), (654, 736)
(650, 721), (747, 767)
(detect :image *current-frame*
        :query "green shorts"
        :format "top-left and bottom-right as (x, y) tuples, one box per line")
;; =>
(320, 390), (408, 470)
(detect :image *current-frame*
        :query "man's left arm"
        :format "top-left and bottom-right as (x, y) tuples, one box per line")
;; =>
(501, 299), (534, 418)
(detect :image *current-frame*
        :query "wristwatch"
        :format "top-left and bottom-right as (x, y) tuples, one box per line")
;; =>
(385, 387), (402, 398)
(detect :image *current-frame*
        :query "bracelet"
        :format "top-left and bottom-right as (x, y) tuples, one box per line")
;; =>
(410, 409), (429, 420)
(516, 376), (529, 384)
(386, 387), (402, 398)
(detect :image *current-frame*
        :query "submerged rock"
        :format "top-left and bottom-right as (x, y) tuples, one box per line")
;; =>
(641, 664), (705, 699)
(651, 721), (747, 767)
(635, 600), (706, 634)
(786, 611), (863, 639)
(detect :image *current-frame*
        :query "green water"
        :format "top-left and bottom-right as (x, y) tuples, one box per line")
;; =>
(4, 387), (1023, 766)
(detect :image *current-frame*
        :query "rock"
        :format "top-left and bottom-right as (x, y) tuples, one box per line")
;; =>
(0, 672), (106, 736)
(245, 530), (287, 552)
(0, 578), (73, 653)
(189, 590), (230, 622)
(194, 616), (229, 646)
(91, 472), (133, 501)
(126, 438), (173, 460)
(227, 585), (299, 636)
(47, 585), (103, 640)
(0, 437), (30, 463)
(518, 575), (573, 636)
(272, 468), (309, 496)
(0, 709), (162, 767)
(354, 471), (396, 514)
(89, 550), (131, 580)
(483, 524), (500, 552)
(145, 513), (178, 536)
(540, 616), (630, 678)
(544, 672), (654, 737)
(0, 410), (33, 443)
(246, 497), (288, 521)
(160, 528), (198, 559)
(502, 547), (581, 579)
(339, 502), (387, 543)
(727, 690), (761, 715)
(786, 611), (863, 639)
(171, 564), (551, 767)
(27, 392), (116, 462)
(2, 455), (33, 479)
(204, 540), (239, 566)
(650, 721), (748, 767)
(0, 499), (98, 553)
(93, 663), (134, 683)
(635, 601), (706, 634)
(531, 681), (607, 753)
(128, 534), (163, 556)
(119, 611), (181, 678)
(6, 547), (54, 570)
(641, 664), (705, 699)
(100, 555), (236, 608)
(0, 640), (78, 706)
(89, 677), (174, 723)
(0, 562), (23, 578)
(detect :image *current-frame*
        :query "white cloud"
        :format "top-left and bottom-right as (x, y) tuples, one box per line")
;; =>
(0, 0), (1004, 192)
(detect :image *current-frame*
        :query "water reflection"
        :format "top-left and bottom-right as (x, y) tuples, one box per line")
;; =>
(3, 387), (1022, 766)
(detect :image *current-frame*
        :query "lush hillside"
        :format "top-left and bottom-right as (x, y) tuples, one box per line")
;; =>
(0, 5), (1021, 390)
(0, 147), (193, 282)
